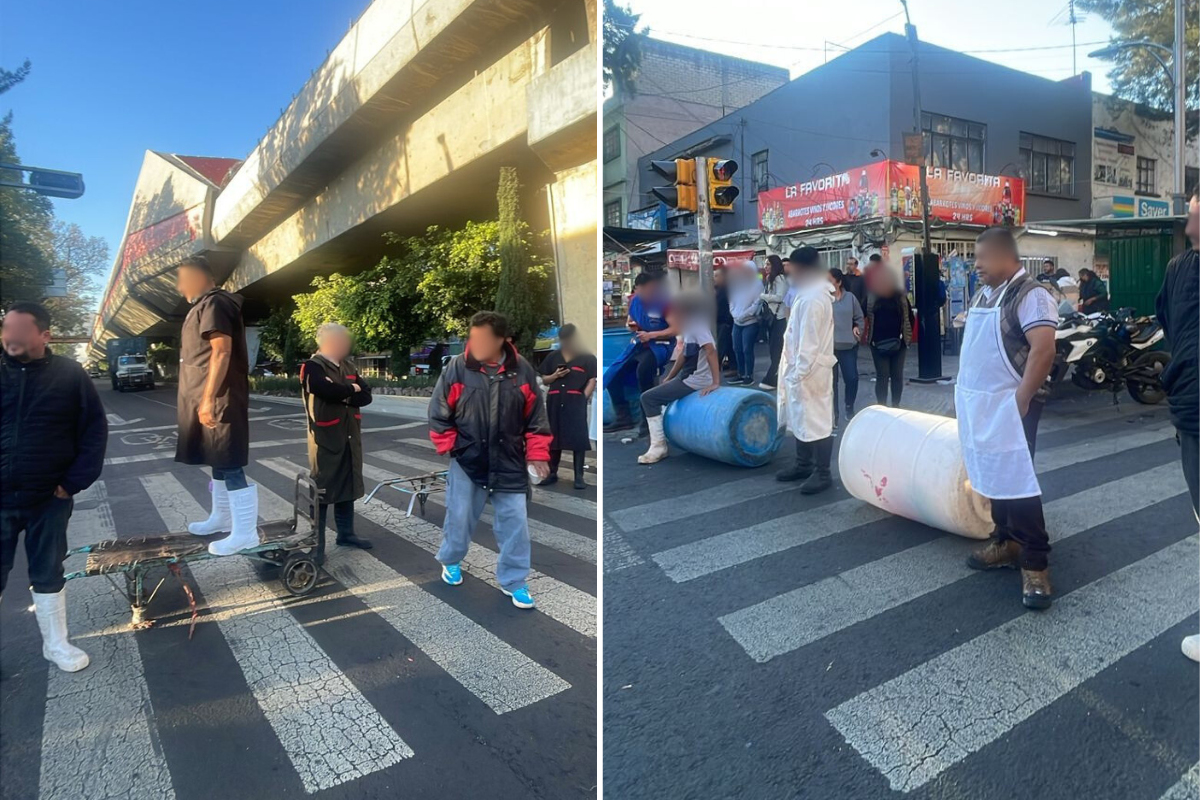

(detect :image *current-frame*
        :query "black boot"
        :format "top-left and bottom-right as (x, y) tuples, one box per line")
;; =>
(315, 520), (327, 565)
(543, 450), (560, 486)
(776, 438), (814, 482)
(337, 532), (373, 550)
(604, 405), (635, 432)
(800, 437), (833, 494)
(573, 455), (587, 490)
(333, 503), (372, 549)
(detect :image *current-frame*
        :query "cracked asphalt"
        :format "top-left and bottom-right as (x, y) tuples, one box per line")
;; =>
(602, 386), (1198, 800)
(1, 381), (596, 800)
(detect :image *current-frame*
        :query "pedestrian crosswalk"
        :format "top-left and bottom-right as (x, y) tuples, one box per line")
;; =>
(7, 449), (595, 798)
(604, 411), (1197, 797)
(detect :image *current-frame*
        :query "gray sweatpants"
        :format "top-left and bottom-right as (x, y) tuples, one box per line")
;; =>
(437, 459), (531, 591)
(640, 377), (696, 417)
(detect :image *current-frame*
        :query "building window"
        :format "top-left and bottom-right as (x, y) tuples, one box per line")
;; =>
(922, 113), (985, 173)
(604, 200), (622, 227)
(1137, 157), (1156, 195)
(1021, 132), (1075, 196)
(603, 126), (621, 163)
(752, 150), (769, 193)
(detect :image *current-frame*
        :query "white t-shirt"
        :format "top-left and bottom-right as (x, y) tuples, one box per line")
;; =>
(673, 324), (717, 390)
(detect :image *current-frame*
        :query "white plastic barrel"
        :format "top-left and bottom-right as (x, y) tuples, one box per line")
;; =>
(838, 405), (993, 539)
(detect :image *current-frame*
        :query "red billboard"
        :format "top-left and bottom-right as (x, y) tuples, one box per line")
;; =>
(758, 160), (1025, 232)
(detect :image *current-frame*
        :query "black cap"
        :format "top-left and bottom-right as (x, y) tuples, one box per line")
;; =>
(787, 246), (820, 269)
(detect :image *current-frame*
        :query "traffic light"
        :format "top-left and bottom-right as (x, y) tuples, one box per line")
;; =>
(648, 158), (697, 212)
(707, 159), (739, 211)
(29, 169), (85, 199)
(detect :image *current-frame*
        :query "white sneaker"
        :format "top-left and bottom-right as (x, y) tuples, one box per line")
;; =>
(1183, 635), (1200, 663)
(189, 480), (231, 536)
(208, 486), (261, 556)
(637, 415), (669, 464)
(32, 589), (89, 673)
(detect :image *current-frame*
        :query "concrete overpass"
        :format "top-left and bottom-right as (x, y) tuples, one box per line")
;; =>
(90, 0), (597, 360)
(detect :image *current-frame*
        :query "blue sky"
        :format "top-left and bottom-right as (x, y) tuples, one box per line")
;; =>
(2, 0), (369, 256)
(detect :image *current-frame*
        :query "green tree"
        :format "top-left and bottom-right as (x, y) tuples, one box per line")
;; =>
(47, 221), (109, 335)
(259, 301), (311, 375)
(1080, 0), (1198, 131)
(493, 167), (541, 354)
(603, 0), (642, 98)
(0, 113), (56, 309)
(0, 59), (31, 96)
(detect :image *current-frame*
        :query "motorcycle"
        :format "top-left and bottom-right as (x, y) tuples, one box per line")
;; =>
(1048, 307), (1169, 404)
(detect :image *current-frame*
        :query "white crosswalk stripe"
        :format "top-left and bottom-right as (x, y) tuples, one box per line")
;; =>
(719, 462), (1187, 663)
(602, 520), (644, 574)
(41, 481), (175, 800)
(139, 473), (413, 793)
(365, 453), (595, 563)
(249, 461), (572, 713)
(1159, 763), (1200, 800)
(277, 457), (597, 638)
(825, 536), (1199, 793)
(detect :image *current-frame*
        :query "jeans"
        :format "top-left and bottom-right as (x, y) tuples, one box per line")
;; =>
(871, 346), (905, 406)
(832, 346), (860, 419)
(213, 466), (248, 491)
(989, 401), (1049, 570)
(1, 495), (73, 594)
(438, 460), (531, 591)
(732, 323), (757, 381)
(607, 348), (659, 409)
(763, 317), (788, 386)
(640, 377), (697, 418)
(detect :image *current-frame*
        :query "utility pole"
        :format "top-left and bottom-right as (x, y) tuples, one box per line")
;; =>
(900, 0), (943, 381)
(695, 156), (714, 299)
(1172, 0), (1187, 215)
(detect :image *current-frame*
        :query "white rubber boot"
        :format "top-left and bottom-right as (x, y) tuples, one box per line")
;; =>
(637, 415), (669, 464)
(208, 485), (260, 556)
(31, 589), (89, 673)
(188, 480), (231, 536)
(1183, 635), (1200, 663)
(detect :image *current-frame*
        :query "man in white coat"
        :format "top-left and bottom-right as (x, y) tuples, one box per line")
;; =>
(776, 247), (838, 494)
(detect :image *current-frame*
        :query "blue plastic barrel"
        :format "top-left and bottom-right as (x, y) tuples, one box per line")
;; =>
(662, 387), (783, 467)
(602, 327), (643, 426)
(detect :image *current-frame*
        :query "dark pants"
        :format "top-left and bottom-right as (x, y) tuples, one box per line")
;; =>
(213, 466), (248, 491)
(317, 500), (356, 556)
(641, 377), (697, 418)
(733, 323), (757, 380)
(832, 346), (860, 420)
(990, 400), (1049, 570)
(1179, 430), (1199, 517)
(608, 349), (659, 409)
(871, 346), (905, 406)
(763, 317), (788, 386)
(1, 496), (73, 594)
(549, 449), (587, 476)
(716, 323), (734, 372)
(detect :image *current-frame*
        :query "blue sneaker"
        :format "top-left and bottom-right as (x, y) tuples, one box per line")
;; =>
(441, 563), (463, 586)
(502, 585), (535, 609)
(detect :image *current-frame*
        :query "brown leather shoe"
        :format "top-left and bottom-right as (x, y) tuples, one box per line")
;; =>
(966, 539), (1021, 571)
(1022, 568), (1052, 610)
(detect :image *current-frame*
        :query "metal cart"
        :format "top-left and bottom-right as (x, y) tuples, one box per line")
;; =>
(363, 470), (449, 517)
(63, 474), (321, 630)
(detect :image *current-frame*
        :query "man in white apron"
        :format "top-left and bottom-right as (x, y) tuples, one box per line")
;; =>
(957, 228), (1058, 609)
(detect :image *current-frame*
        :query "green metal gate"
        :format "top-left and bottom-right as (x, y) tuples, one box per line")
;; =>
(1095, 227), (1174, 316)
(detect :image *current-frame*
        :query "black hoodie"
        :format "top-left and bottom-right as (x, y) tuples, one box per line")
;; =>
(1156, 249), (1199, 436)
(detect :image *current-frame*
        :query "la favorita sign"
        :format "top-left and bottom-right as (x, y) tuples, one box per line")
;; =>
(758, 160), (1025, 233)
(667, 249), (757, 271)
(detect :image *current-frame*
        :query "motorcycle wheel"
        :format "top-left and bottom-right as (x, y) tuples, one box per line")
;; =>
(1126, 351), (1169, 405)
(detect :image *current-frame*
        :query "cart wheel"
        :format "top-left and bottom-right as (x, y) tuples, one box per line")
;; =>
(281, 553), (319, 596)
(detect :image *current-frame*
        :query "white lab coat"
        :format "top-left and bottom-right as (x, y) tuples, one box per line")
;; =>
(778, 280), (837, 441)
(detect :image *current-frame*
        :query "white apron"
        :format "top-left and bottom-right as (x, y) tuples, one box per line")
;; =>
(953, 281), (1041, 499)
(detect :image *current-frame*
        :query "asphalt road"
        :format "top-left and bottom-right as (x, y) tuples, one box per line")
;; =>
(0, 381), (596, 800)
(602, 387), (1199, 800)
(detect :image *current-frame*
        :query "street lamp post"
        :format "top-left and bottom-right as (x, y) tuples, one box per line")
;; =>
(1089, 13), (1187, 214)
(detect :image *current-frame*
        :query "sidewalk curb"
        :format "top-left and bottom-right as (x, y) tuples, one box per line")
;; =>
(251, 393), (430, 420)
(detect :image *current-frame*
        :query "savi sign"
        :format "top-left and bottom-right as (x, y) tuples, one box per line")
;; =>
(758, 160), (1025, 233)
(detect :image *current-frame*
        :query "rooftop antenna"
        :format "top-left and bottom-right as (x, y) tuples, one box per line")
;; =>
(1051, 1), (1087, 74)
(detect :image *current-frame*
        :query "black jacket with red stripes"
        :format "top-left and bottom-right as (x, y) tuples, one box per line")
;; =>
(428, 342), (552, 492)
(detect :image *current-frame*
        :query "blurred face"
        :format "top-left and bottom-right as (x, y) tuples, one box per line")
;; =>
(974, 239), (1020, 288)
(176, 265), (213, 302)
(1187, 196), (1198, 245)
(2, 310), (51, 362)
(468, 324), (505, 363)
(319, 330), (352, 361)
(846, 258), (859, 273)
(714, 269), (726, 287)
(1042, 262), (1054, 274)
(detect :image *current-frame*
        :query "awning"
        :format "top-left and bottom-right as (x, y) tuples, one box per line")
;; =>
(603, 226), (679, 254)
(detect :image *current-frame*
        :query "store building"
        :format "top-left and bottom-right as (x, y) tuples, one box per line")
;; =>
(90, 0), (598, 359)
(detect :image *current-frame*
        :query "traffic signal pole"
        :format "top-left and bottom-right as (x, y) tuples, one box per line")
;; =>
(695, 157), (715, 299)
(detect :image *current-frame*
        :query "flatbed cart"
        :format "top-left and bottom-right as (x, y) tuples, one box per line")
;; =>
(63, 474), (322, 631)
(363, 470), (449, 517)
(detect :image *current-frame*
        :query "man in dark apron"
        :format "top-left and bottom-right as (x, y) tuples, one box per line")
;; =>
(299, 323), (373, 561)
(173, 256), (254, 556)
